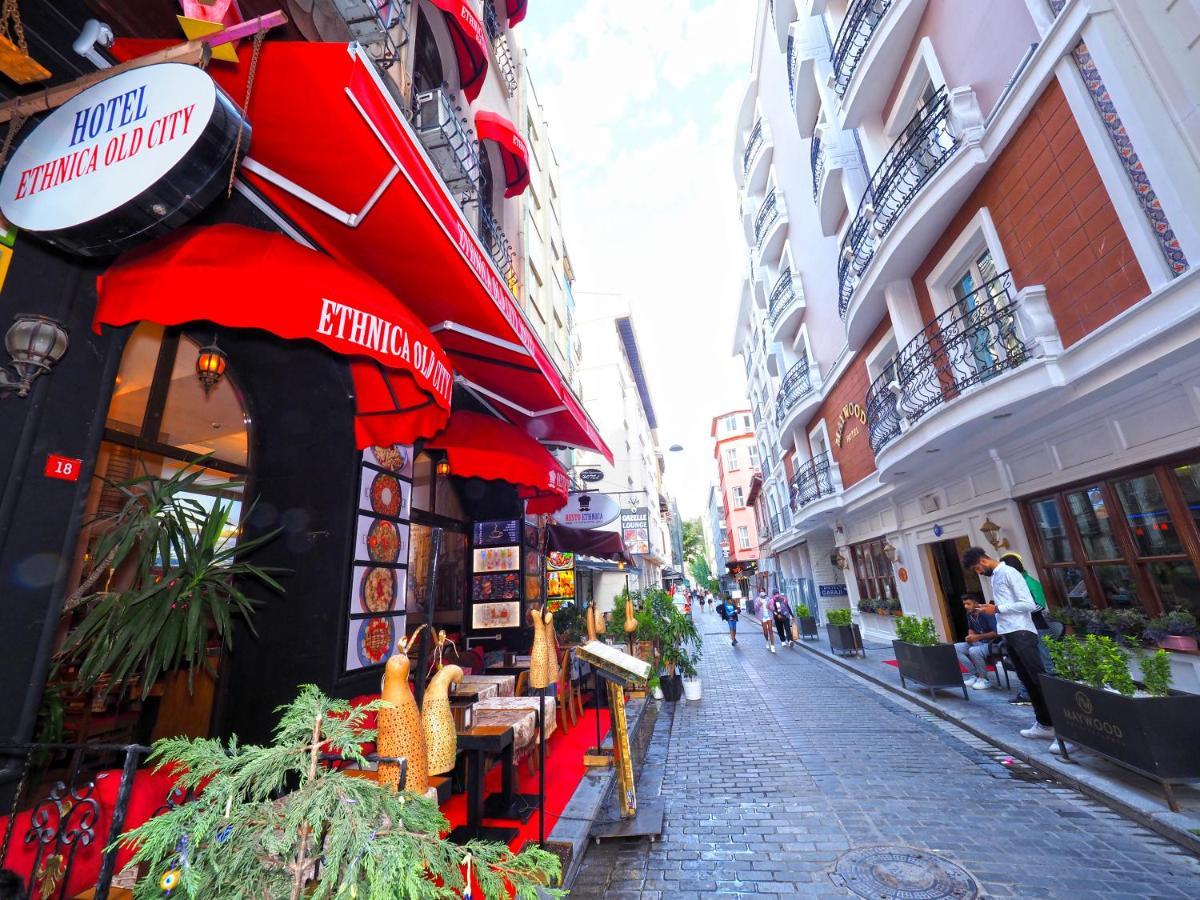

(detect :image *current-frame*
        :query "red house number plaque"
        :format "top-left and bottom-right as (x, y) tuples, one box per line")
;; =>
(44, 454), (83, 481)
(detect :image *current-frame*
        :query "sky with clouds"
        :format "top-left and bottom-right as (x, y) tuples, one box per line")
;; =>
(521, 0), (756, 520)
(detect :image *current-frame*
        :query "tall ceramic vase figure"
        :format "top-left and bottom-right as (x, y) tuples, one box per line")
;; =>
(529, 606), (558, 690)
(586, 601), (598, 643)
(422, 664), (463, 776)
(378, 627), (428, 794)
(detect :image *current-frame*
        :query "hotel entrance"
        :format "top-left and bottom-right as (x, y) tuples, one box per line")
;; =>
(925, 536), (983, 642)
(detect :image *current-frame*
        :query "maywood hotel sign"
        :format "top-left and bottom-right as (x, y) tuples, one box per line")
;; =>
(0, 63), (249, 257)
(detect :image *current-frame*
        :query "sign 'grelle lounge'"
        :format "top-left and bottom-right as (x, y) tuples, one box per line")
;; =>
(0, 63), (249, 257)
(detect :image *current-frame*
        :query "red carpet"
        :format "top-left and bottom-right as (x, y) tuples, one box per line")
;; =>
(439, 703), (610, 852)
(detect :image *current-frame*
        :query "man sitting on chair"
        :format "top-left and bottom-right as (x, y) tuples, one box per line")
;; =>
(955, 593), (999, 690)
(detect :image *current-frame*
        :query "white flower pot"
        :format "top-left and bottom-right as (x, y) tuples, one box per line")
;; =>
(682, 678), (702, 701)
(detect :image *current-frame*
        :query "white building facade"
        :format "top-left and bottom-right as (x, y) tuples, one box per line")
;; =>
(734, 0), (1200, 692)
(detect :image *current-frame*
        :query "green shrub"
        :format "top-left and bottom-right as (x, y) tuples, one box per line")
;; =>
(795, 604), (811, 618)
(826, 608), (853, 627)
(1139, 650), (1172, 697)
(1052, 634), (1135, 694)
(1044, 634), (1082, 682)
(894, 616), (939, 646)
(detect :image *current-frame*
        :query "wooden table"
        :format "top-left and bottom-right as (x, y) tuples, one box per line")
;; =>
(485, 662), (531, 678)
(447, 725), (518, 845)
(462, 673), (516, 697)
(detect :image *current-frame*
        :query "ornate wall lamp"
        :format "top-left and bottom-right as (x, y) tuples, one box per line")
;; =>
(979, 517), (1011, 552)
(882, 540), (900, 566)
(829, 549), (849, 571)
(0, 315), (70, 398)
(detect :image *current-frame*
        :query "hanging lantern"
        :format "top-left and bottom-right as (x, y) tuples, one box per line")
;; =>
(196, 339), (228, 397)
(436, 458), (451, 477)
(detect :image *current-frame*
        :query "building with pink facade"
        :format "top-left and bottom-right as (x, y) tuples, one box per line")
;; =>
(711, 410), (760, 593)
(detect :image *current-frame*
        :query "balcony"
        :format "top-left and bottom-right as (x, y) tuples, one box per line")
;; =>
(754, 190), (788, 267)
(332, 0), (407, 68)
(865, 272), (1062, 463)
(789, 20), (827, 139)
(810, 133), (824, 200)
(477, 203), (517, 295)
(774, 359), (818, 433)
(814, 128), (860, 237)
(767, 267), (804, 345)
(838, 86), (983, 346)
(414, 88), (483, 198)
(482, 0), (519, 96)
(772, 0), (798, 51)
(830, 0), (928, 129)
(743, 119), (772, 194)
(790, 453), (837, 510)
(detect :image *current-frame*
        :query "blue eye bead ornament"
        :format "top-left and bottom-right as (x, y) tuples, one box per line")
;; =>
(160, 868), (182, 892)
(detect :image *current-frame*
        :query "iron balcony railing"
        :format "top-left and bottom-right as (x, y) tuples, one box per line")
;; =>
(774, 360), (814, 427)
(787, 32), (796, 102)
(831, 0), (894, 97)
(771, 512), (786, 536)
(743, 119), (765, 177)
(413, 87), (483, 198)
(334, 0), (408, 68)
(791, 452), (836, 510)
(837, 87), (957, 319)
(477, 203), (517, 293)
(768, 268), (798, 327)
(758, 519), (773, 543)
(754, 190), (780, 249)
(810, 133), (824, 199)
(482, 0), (518, 96)
(864, 270), (1029, 453)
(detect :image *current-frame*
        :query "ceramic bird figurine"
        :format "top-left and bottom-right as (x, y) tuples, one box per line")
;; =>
(422, 664), (463, 776)
(378, 626), (428, 794)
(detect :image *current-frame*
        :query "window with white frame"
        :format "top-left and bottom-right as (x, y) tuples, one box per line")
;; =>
(748, 444), (759, 467)
(737, 525), (750, 549)
(732, 485), (745, 507)
(725, 447), (739, 470)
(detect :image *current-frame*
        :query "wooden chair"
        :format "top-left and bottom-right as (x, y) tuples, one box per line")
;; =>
(555, 649), (574, 733)
(514, 670), (529, 697)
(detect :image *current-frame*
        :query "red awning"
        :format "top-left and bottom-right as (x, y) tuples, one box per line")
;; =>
(507, 0), (529, 27)
(425, 410), (569, 513)
(475, 110), (530, 198)
(93, 224), (454, 448)
(109, 40), (610, 463)
(428, 0), (488, 102)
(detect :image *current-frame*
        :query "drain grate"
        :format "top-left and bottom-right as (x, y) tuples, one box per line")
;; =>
(830, 846), (980, 899)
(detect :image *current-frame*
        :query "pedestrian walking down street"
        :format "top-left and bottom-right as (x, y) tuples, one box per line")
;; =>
(760, 604), (777, 653)
(963, 546), (1056, 745)
(720, 594), (739, 645)
(770, 591), (794, 648)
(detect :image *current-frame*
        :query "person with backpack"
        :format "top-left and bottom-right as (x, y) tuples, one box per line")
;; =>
(770, 591), (794, 648)
(719, 594), (739, 645)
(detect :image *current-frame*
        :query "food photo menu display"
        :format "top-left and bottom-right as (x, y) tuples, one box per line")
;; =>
(344, 443), (413, 673)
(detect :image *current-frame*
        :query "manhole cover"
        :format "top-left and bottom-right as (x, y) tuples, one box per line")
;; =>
(830, 846), (980, 899)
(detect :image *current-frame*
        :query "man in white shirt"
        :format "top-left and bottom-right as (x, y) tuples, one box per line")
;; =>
(963, 546), (1054, 740)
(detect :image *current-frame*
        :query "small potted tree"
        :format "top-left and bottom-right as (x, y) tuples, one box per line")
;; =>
(825, 608), (864, 657)
(1040, 635), (1200, 810)
(1143, 610), (1198, 653)
(795, 604), (819, 640)
(891, 616), (968, 701)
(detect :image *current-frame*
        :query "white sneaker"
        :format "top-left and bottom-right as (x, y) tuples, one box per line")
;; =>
(970, 677), (992, 690)
(1020, 722), (1055, 739)
(1050, 739), (1080, 755)
(770, 645), (777, 653)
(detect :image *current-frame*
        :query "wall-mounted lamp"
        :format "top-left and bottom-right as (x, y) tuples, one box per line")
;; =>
(0, 315), (70, 398)
(829, 549), (848, 571)
(195, 337), (228, 397)
(882, 540), (900, 565)
(436, 458), (451, 477)
(980, 517), (1010, 551)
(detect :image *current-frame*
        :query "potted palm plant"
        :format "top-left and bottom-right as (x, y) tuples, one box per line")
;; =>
(58, 459), (283, 702)
(891, 616), (968, 701)
(1040, 635), (1200, 811)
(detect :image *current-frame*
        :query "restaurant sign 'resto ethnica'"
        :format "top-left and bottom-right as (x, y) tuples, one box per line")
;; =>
(552, 491), (620, 529)
(0, 63), (250, 257)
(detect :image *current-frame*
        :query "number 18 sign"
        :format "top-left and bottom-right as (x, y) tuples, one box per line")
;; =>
(44, 454), (82, 481)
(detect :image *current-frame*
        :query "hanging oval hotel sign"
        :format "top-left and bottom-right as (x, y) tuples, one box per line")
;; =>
(552, 491), (620, 529)
(579, 468), (604, 483)
(0, 63), (250, 257)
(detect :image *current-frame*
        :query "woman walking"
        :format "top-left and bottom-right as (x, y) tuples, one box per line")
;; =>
(771, 591), (794, 648)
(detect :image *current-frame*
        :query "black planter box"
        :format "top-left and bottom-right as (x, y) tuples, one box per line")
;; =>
(892, 641), (968, 701)
(826, 623), (864, 657)
(1040, 675), (1200, 811)
(798, 616), (819, 640)
(659, 673), (683, 702)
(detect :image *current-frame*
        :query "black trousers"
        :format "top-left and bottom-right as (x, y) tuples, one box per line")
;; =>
(774, 616), (791, 643)
(1004, 629), (1052, 727)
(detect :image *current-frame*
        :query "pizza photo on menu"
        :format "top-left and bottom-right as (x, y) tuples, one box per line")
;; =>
(355, 616), (395, 667)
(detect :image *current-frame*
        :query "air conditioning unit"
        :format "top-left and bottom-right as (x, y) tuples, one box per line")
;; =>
(414, 89), (481, 196)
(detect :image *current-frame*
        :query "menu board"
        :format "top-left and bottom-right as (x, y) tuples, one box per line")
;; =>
(344, 444), (412, 675)
(546, 551), (575, 600)
(472, 571), (520, 601)
(473, 546), (520, 572)
(474, 519), (520, 547)
(472, 600), (521, 630)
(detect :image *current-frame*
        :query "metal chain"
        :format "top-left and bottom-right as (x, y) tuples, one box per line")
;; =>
(0, 752), (33, 870)
(1, 0), (29, 56)
(0, 107), (27, 172)
(226, 29), (265, 199)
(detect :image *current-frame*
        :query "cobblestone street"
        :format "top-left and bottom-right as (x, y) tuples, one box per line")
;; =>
(571, 618), (1200, 898)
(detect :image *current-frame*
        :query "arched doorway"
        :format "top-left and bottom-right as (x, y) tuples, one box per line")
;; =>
(56, 323), (253, 745)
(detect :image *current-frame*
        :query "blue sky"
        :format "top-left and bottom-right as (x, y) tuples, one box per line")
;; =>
(521, 0), (756, 518)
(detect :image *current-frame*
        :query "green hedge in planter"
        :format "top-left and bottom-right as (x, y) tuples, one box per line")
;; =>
(826, 608), (853, 626)
(894, 616), (938, 646)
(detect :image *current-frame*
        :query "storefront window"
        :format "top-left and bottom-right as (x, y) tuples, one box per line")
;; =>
(851, 539), (897, 603)
(1066, 488), (1120, 560)
(1023, 454), (1200, 617)
(1114, 474), (1183, 556)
